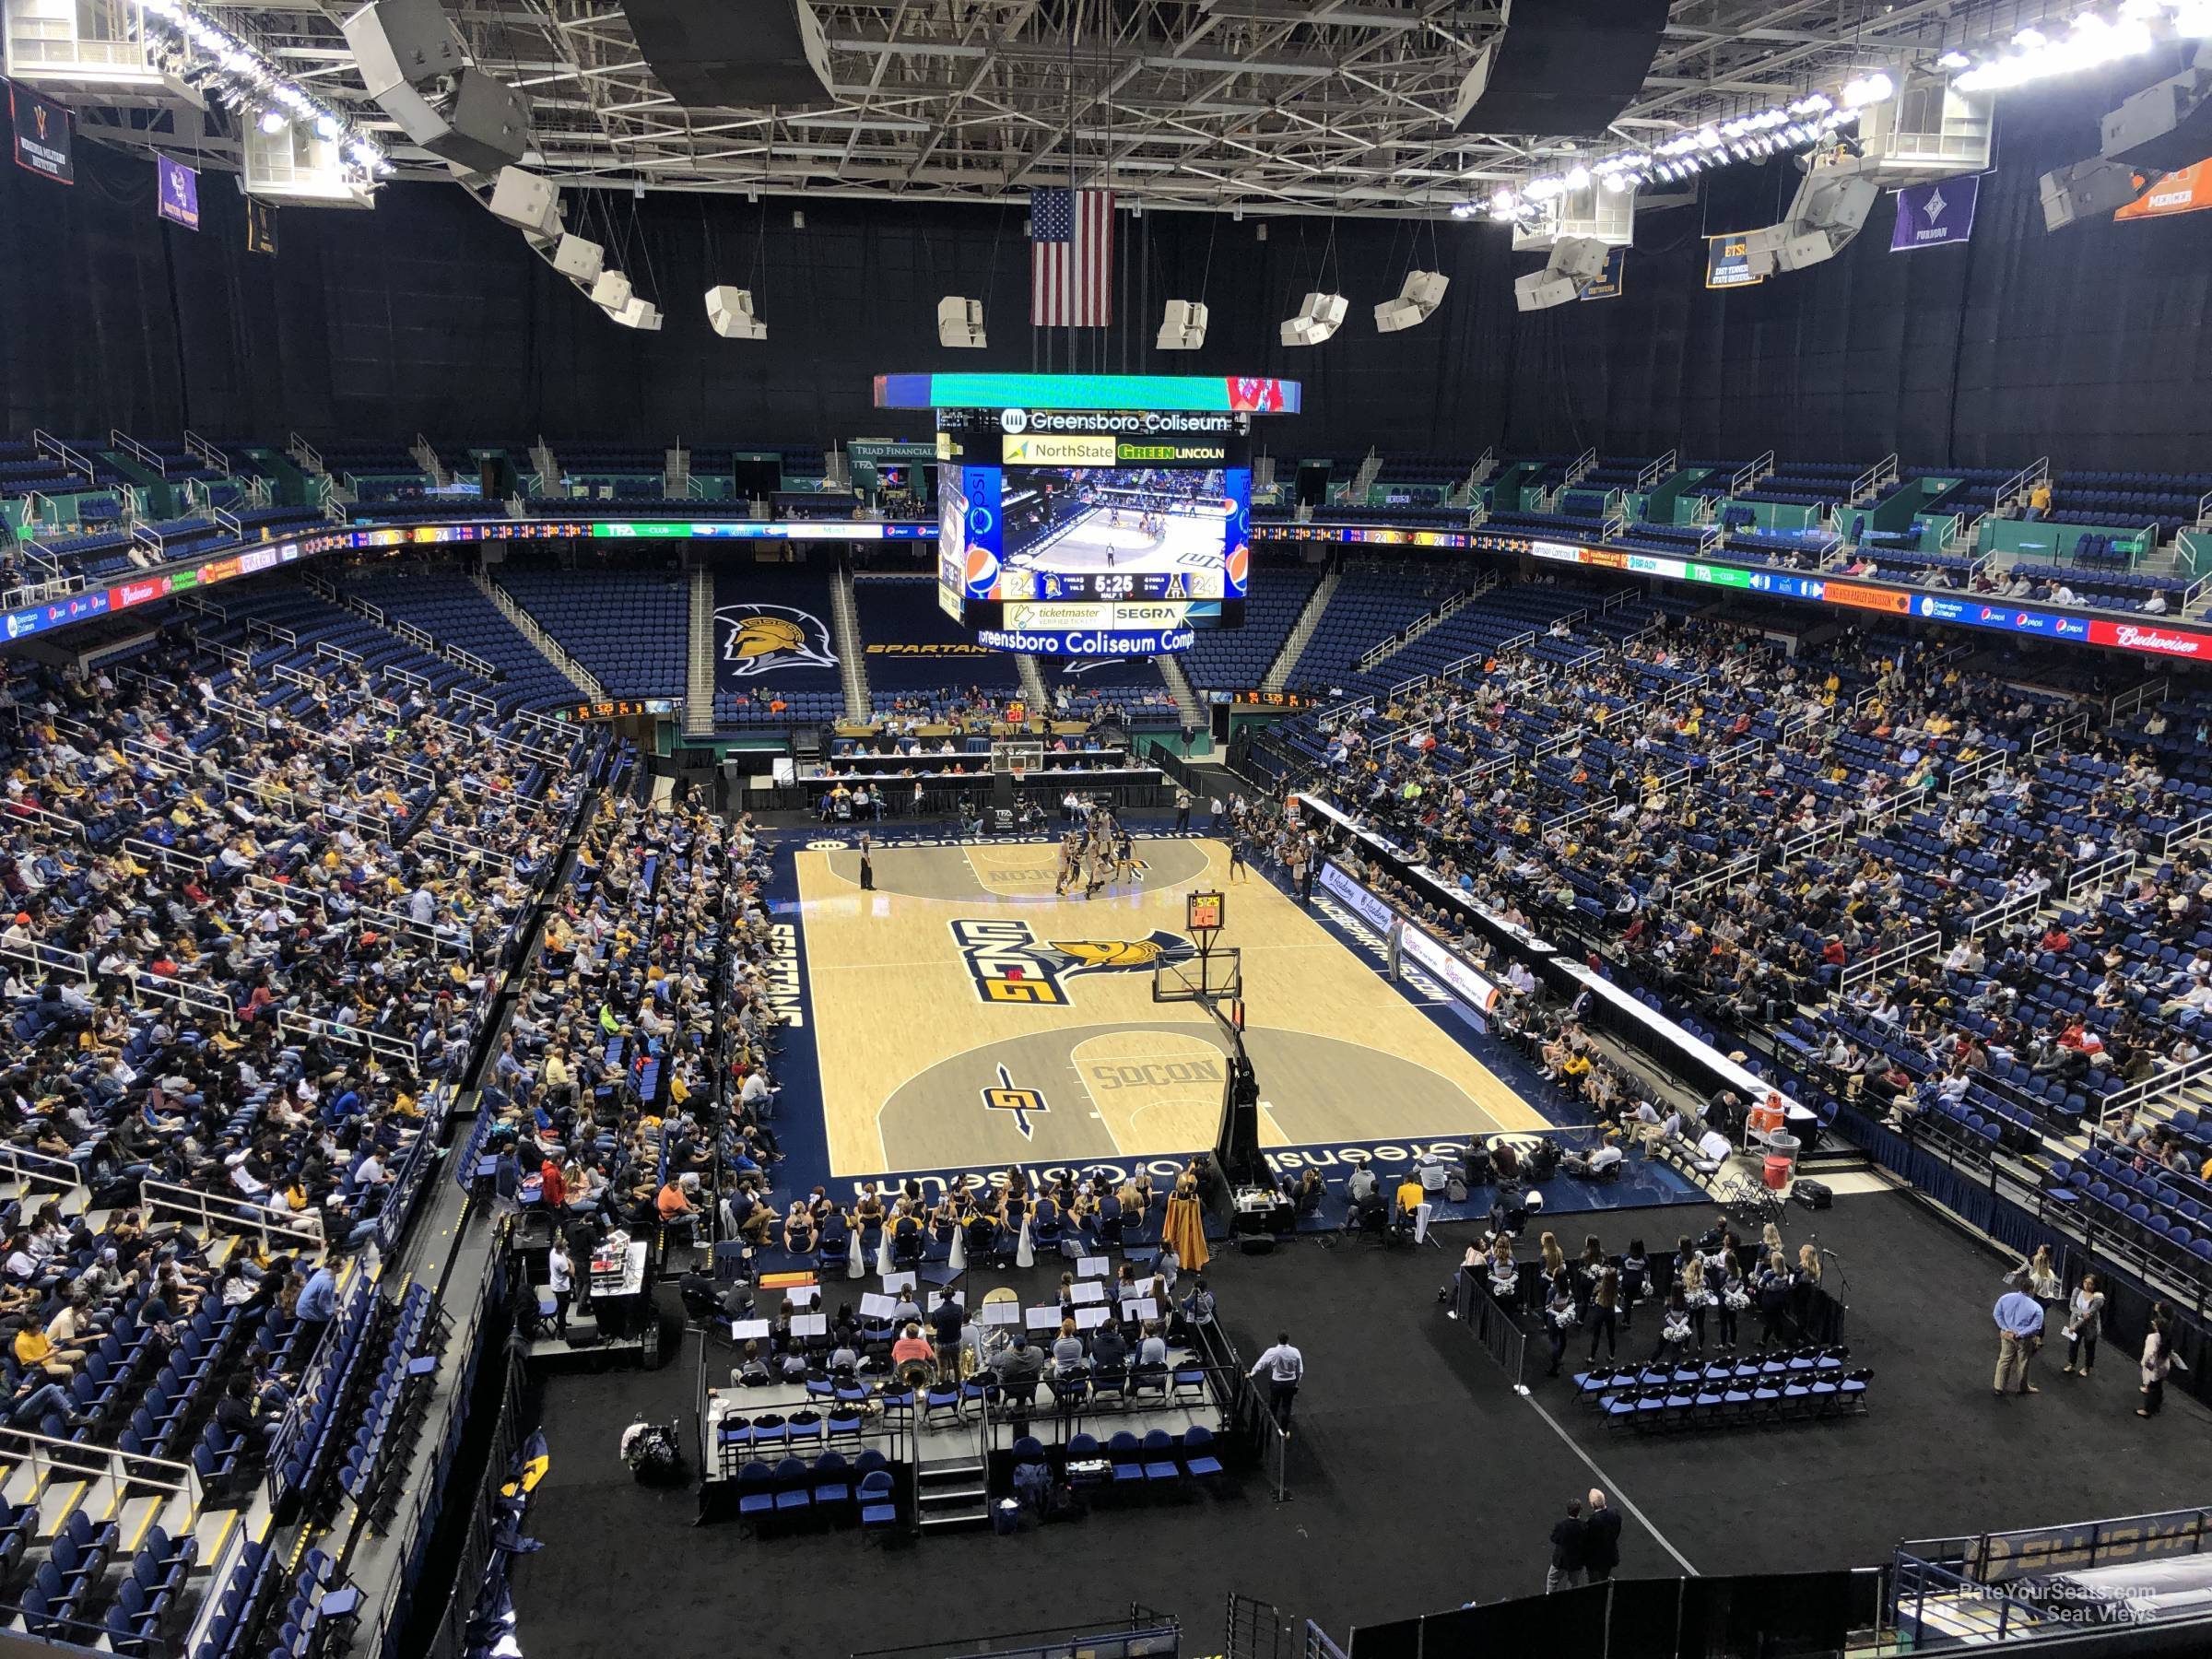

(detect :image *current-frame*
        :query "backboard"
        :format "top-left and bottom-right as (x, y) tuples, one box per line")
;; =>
(1152, 947), (1241, 1005)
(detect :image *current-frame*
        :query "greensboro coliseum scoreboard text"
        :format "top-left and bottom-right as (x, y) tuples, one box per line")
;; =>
(876, 372), (1298, 656)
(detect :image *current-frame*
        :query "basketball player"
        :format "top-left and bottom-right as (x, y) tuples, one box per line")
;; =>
(1085, 840), (1111, 900)
(1228, 831), (1250, 884)
(1113, 830), (1136, 886)
(1054, 833), (1080, 896)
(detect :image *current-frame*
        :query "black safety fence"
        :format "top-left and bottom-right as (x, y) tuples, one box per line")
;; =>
(1347, 1570), (1882, 1659)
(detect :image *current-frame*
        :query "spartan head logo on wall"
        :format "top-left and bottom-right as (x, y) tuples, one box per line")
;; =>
(714, 605), (838, 677)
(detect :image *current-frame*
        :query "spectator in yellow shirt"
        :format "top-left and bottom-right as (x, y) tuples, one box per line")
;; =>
(14, 1318), (84, 1379)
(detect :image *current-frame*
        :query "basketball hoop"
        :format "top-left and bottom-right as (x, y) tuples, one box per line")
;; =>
(991, 739), (1045, 780)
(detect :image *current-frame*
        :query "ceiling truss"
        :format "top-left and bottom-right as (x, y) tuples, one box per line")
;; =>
(171, 0), (2037, 214)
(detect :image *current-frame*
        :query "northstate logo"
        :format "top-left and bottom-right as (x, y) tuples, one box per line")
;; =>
(715, 605), (837, 677)
(951, 918), (1194, 1006)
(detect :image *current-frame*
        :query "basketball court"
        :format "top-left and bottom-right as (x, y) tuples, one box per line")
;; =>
(792, 835), (1547, 1183)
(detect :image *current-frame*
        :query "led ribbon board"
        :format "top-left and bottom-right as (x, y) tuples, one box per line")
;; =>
(875, 373), (1300, 413)
(1250, 522), (2212, 661)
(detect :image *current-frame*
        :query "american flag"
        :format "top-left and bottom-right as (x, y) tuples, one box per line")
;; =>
(1030, 186), (1115, 326)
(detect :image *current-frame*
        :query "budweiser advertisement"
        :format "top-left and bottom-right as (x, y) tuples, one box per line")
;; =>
(2088, 619), (2212, 658)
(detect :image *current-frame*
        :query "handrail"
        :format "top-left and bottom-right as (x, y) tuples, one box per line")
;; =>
(1635, 450), (1677, 491)
(182, 429), (229, 474)
(0, 935), (92, 985)
(2106, 677), (2169, 724)
(2157, 807), (2212, 859)
(1851, 453), (1898, 501)
(287, 432), (324, 474)
(1, 798), (88, 842)
(0, 1142), (88, 1193)
(1730, 449), (1775, 494)
(1672, 849), (1760, 902)
(279, 1011), (420, 1073)
(0, 1422), (201, 1509)
(141, 1174), (327, 1250)
(31, 429), (97, 486)
(1837, 927), (1941, 993)
(123, 835), (208, 876)
(2097, 1048), (2212, 1127)
(107, 429), (166, 475)
(133, 970), (234, 1029)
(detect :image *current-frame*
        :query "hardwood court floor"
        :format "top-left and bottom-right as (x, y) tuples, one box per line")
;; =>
(796, 837), (1545, 1182)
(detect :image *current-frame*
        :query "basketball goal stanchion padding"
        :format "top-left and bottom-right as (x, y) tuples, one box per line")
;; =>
(988, 739), (1044, 818)
(1152, 921), (1262, 1194)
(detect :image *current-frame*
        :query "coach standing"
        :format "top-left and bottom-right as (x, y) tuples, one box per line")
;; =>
(1993, 1284), (2044, 1396)
(1583, 1489), (1622, 1583)
(1249, 1330), (1304, 1431)
(858, 832), (875, 893)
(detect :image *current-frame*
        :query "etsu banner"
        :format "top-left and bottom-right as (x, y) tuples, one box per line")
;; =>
(7, 80), (74, 183)
(1890, 175), (1978, 252)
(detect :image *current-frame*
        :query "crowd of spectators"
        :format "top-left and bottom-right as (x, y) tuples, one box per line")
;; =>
(486, 797), (791, 1289)
(1261, 606), (2212, 1163)
(0, 634), (592, 1254)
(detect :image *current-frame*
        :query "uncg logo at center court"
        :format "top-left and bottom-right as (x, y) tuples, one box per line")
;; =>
(951, 918), (1194, 1006)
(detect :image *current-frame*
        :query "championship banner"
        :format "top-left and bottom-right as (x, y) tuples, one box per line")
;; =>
(157, 155), (200, 230)
(245, 195), (278, 255)
(1705, 233), (1762, 288)
(2115, 159), (2212, 220)
(1890, 174), (1978, 251)
(8, 80), (74, 183)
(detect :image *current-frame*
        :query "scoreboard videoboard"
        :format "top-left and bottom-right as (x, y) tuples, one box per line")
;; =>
(876, 373), (1297, 658)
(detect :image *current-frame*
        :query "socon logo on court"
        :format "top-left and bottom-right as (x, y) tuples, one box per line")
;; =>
(715, 605), (837, 677)
(950, 919), (1194, 1006)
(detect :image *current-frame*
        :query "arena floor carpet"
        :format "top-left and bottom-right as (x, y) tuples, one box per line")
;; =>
(509, 1188), (2212, 1659)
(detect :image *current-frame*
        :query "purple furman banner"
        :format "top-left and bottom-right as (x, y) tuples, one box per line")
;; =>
(157, 154), (199, 230)
(1890, 174), (1978, 252)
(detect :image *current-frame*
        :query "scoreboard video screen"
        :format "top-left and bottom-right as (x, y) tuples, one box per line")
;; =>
(937, 408), (1251, 655)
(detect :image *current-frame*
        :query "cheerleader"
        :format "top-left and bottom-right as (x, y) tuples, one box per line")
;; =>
(1537, 1231), (1567, 1313)
(1543, 1272), (1580, 1378)
(1486, 1234), (1520, 1304)
(1680, 1252), (1710, 1352)
(1651, 1287), (1695, 1366)
(1713, 1248), (1747, 1349)
(1575, 1235), (1606, 1306)
(1755, 1251), (1794, 1347)
(1618, 1239), (1649, 1331)
(1586, 1264), (1620, 1361)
